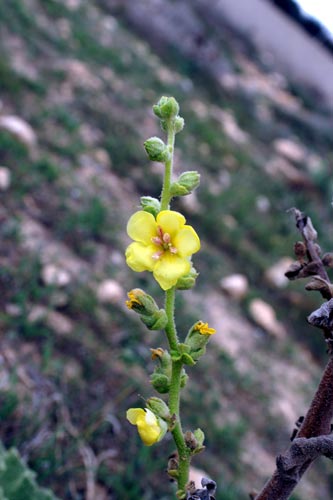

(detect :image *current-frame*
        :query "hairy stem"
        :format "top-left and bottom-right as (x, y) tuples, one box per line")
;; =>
(165, 287), (178, 351)
(160, 123), (175, 210)
(164, 288), (190, 495)
(169, 361), (190, 493)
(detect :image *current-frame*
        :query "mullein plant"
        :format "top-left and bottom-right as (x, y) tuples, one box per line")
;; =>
(125, 97), (217, 499)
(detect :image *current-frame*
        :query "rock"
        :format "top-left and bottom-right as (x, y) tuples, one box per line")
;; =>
(249, 298), (286, 339)
(220, 274), (249, 300)
(189, 466), (211, 490)
(97, 280), (124, 304)
(46, 311), (73, 335)
(0, 115), (37, 149)
(42, 264), (71, 287)
(28, 306), (73, 335)
(0, 167), (11, 190)
(265, 155), (311, 188)
(265, 257), (294, 288)
(255, 195), (270, 213)
(273, 138), (306, 164)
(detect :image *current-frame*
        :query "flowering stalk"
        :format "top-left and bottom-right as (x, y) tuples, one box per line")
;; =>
(125, 97), (215, 499)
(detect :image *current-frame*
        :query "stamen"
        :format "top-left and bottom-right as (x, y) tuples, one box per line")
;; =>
(163, 232), (171, 244)
(152, 250), (164, 260)
(151, 236), (163, 245)
(169, 246), (178, 254)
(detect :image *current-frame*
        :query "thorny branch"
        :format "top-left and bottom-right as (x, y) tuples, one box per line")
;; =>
(254, 209), (333, 500)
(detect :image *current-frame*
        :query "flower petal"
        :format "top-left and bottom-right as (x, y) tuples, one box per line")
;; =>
(173, 226), (200, 257)
(136, 419), (160, 446)
(143, 408), (157, 425)
(156, 210), (185, 238)
(126, 242), (156, 272)
(153, 254), (191, 290)
(127, 211), (157, 244)
(126, 408), (145, 425)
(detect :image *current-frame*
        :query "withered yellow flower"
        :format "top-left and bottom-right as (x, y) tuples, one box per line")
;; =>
(126, 408), (167, 446)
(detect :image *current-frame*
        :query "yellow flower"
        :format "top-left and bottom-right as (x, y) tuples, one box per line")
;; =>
(194, 321), (216, 335)
(126, 408), (167, 446)
(125, 210), (200, 290)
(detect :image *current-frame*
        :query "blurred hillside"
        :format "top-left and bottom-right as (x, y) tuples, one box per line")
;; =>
(1, 1), (333, 499)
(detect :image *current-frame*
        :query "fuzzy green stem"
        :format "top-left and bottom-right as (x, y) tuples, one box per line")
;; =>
(160, 122), (175, 210)
(164, 288), (190, 496)
(169, 360), (190, 493)
(164, 287), (178, 350)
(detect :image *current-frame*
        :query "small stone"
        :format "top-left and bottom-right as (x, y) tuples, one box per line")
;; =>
(265, 257), (294, 288)
(28, 306), (73, 335)
(0, 167), (11, 190)
(273, 139), (306, 164)
(46, 311), (73, 335)
(220, 274), (249, 300)
(97, 279), (123, 303)
(255, 195), (270, 213)
(249, 298), (286, 339)
(265, 156), (311, 187)
(42, 264), (71, 287)
(0, 115), (37, 149)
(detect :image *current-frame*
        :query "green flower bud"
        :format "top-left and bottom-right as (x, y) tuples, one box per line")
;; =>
(180, 369), (188, 388)
(174, 116), (185, 133)
(153, 96), (179, 120)
(170, 344), (195, 365)
(193, 428), (205, 448)
(144, 137), (170, 162)
(176, 267), (198, 290)
(179, 170), (201, 191)
(170, 171), (200, 197)
(140, 196), (161, 217)
(147, 397), (170, 420)
(169, 183), (188, 197)
(150, 349), (172, 393)
(141, 309), (168, 330)
(184, 321), (216, 362)
(150, 372), (170, 393)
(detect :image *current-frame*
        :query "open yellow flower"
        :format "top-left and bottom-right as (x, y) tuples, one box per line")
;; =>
(125, 210), (200, 290)
(126, 408), (167, 446)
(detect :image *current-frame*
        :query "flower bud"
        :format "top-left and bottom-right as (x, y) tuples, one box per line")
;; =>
(176, 267), (198, 290)
(150, 372), (170, 393)
(180, 369), (188, 388)
(170, 171), (200, 197)
(153, 96), (179, 120)
(140, 196), (161, 217)
(150, 349), (172, 393)
(193, 428), (205, 448)
(184, 321), (216, 362)
(147, 397), (170, 420)
(144, 137), (170, 162)
(126, 289), (158, 315)
(174, 116), (185, 133)
(141, 309), (168, 330)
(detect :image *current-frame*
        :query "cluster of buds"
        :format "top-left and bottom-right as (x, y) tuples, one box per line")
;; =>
(150, 347), (188, 393)
(171, 321), (216, 366)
